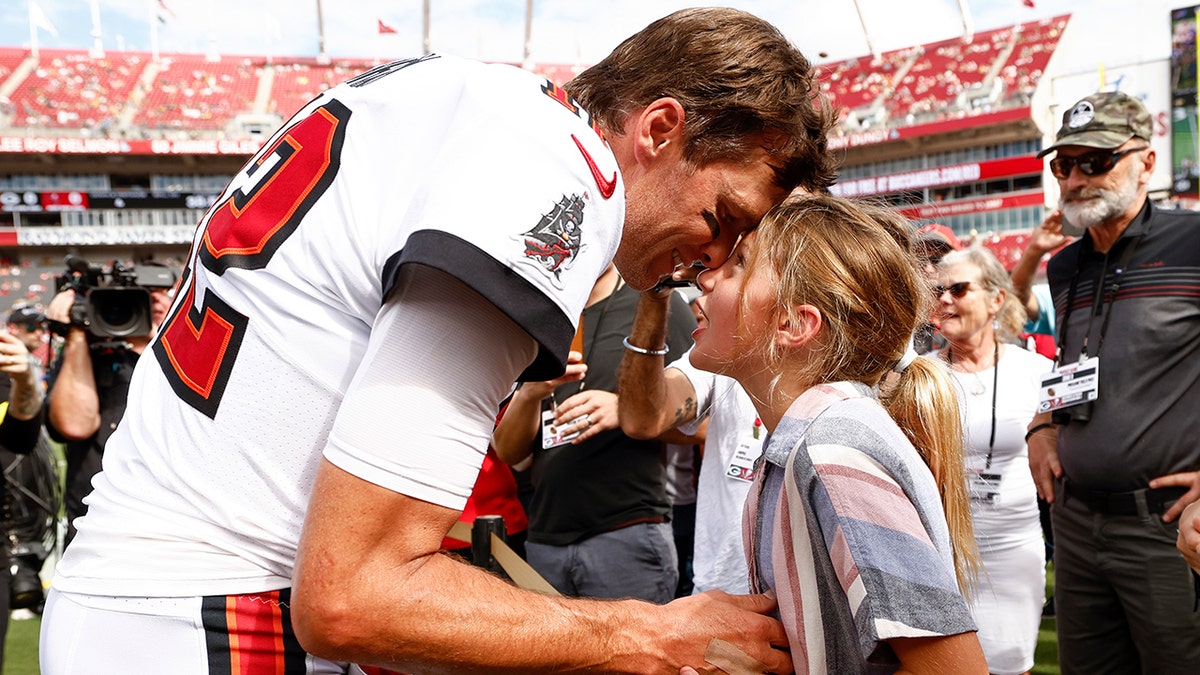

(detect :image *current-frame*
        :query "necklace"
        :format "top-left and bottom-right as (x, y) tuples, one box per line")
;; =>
(946, 339), (1001, 468)
(963, 371), (987, 396)
(946, 340), (997, 397)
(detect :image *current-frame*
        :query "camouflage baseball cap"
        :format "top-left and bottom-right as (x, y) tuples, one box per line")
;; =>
(1036, 91), (1152, 158)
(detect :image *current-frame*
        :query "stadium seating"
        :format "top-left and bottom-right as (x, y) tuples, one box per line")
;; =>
(0, 13), (1069, 140)
(6, 49), (144, 131)
(135, 54), (263, 132)
(887, 24), (1013, 124)
(819, 49), (912, 116)
(998, 15), (1070, 107)
(269, 59), (372, 120)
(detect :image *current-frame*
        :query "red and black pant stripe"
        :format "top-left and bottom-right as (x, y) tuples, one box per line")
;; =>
(202, 588), (308, 675)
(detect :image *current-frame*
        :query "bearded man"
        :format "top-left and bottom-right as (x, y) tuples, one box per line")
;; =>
(1027, 91), (1200, 675)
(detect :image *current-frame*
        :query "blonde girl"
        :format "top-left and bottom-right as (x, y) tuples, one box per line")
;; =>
(689, 193), (985, 674)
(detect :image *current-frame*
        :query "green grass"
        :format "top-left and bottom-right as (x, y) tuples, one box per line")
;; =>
(4, 615), (39, 675)
(1034, 562), (1060, 675)
(1035, 615), (1060, 675)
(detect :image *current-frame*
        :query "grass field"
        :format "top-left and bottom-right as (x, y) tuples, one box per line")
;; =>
(4, 617), (39, 675)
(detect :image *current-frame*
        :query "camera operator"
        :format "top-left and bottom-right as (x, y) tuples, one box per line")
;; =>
(5, 306), (49, 384)
(44, 262), (176, 547)
(0, 327), (46, 668)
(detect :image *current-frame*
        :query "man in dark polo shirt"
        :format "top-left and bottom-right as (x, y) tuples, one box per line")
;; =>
(1027, 91), (1200, 674)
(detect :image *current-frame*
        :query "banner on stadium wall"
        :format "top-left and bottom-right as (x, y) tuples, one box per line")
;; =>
(0, 136), (264, 156)
(826, 107), (1032, 151)
(0, 190), (218, 213)
(15, 224), (197, 246)
(831, 156), (1043, 198)
(0, 191), (89, 212)
(896, 191), (1044, 220)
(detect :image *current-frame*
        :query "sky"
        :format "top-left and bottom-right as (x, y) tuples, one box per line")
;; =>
(0, 0), (1195, 73)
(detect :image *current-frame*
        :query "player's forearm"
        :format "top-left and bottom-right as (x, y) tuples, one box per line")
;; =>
(293, 463), (673, 673)
(617, 293), (675, 438)
(310, 549), (672, 674)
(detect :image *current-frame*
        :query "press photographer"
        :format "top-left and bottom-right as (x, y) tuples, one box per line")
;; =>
(0, 327), (45, 670)
(45, 257), (177, 547)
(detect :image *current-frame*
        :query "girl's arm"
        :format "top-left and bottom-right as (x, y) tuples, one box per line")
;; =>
(890, 631), (987, 674)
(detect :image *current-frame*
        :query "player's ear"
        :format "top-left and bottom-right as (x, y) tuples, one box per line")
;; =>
(630, 97), (685, 164)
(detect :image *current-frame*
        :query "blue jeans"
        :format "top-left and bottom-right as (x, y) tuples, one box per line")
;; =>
(526, 521), (678, 604)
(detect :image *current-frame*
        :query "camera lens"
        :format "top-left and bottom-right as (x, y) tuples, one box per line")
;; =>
(87, 288), (152, 338)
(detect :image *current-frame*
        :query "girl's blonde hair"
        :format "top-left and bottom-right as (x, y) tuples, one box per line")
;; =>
(746, 193), (979, 593)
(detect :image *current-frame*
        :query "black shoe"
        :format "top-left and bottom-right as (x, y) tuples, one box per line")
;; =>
(1042, 595), (1055, 617)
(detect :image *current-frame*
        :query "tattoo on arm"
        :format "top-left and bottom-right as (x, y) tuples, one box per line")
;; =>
(9, 375), (43, 419)
(671, 397), (697, 427)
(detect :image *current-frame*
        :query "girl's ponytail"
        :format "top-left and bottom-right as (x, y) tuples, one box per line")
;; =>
(882, 355), (980, 596)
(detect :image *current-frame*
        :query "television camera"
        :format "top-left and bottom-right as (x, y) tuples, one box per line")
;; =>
(54, 255), (177, 339)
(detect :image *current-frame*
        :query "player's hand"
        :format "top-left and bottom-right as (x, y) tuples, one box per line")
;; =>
(1027, 425), (1061, 503)
(1149, 471), (1200, 523)
(1176, 500), (1200, 572)
(653, 591), (792, 674)
(555, 389), (618, 444)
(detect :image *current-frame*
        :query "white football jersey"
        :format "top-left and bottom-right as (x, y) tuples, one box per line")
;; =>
(52, 55), (624, 597)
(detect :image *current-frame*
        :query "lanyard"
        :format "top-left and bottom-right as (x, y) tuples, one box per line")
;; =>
(1057, 233), (1143, 365)
(948, 339), (999, 469)
(552, 277), (621, 406)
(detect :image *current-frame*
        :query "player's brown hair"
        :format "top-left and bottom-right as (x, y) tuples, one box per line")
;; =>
(566, 7), (837, 193)
(743, 193), (979, 594)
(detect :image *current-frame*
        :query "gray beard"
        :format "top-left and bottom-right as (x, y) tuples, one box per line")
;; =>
(1058, 166), (1141, 233)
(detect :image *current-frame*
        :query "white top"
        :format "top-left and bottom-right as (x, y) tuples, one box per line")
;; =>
(671, 349), (763, 594)
(52, 55), (624, 597)
(942, 344), (1052, 548)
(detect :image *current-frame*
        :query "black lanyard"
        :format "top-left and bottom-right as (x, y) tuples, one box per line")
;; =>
(1057, 233), (1143, 365)
(948, 339), (999, 470)
(559, 276), (621, 399)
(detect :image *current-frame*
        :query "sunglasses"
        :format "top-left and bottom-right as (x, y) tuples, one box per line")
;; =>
(933, 281), (972, 299)
(1049, 146), (1147, 180)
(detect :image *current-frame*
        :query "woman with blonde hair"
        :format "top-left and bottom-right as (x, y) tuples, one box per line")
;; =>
(935, 246), (1051, 675)
(688, 193), (985, 674)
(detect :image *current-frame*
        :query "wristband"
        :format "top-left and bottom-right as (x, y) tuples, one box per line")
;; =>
(1024, 422), (1056, 443)
(622, 336), (669, 356)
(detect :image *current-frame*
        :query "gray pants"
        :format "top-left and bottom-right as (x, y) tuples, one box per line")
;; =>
(526, 521), (678, 604)
(1052, 487), (1200, 674)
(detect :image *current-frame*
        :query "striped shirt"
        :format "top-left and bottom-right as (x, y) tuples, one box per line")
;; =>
(745, 381), (976, 674)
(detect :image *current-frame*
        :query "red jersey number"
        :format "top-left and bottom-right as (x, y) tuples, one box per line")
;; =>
(154, 100), (352, 418)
